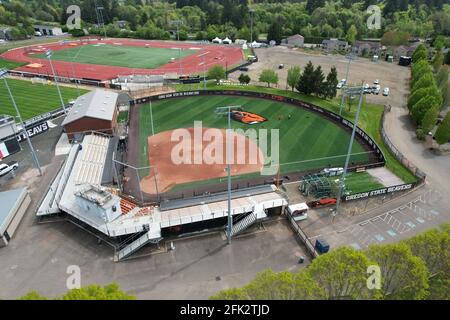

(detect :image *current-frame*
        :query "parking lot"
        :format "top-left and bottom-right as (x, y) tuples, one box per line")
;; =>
(229, 46), (411, 108)
(305, 188), (448, 250)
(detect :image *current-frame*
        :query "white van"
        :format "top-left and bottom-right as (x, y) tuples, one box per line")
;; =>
(287, 203), (309, 221)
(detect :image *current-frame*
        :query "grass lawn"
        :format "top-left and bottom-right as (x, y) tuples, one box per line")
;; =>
(137, 95), (370, 180)
(0, 78), (87, 120)
(118, 111), (129, 123)
(35, 44), (197, 69)
(0, 58), (26, 70)
(175, 82), (418, 184)
(328, 172), (384, 195)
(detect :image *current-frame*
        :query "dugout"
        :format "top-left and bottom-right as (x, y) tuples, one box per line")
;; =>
(0, 188), (31, 247)
(62, 90), (119, 140)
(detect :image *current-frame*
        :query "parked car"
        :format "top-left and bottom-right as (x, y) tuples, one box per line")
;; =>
(321, 167), (344, 177)
(383, 87), (390, 96)
(0, 161), (19, 177)
(374, 85), (381, 94)
(278, 64), (284, 69)
(336, 82), (344, 89)
(374, 79), (379, 84)
(307, 198), (337, 209)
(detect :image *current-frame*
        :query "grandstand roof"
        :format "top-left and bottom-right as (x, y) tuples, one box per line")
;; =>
(62, 90), (118, 126)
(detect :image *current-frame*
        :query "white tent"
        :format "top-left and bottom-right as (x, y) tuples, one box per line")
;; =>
(212, 37), (222, 44)
(222, 37), (232, 44)
(242, 43), (248, 50)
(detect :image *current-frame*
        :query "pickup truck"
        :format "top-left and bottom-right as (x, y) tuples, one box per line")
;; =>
(0, 161), (19, 177)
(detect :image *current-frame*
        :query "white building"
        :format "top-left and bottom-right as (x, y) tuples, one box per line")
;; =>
(33, 25), (63, 36)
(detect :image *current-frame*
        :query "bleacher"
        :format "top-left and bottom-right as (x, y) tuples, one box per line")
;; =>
(74, 134), (110, 186)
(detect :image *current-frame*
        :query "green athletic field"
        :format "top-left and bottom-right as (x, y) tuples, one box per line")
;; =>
(137, 95), (373, 178)
(35, 44), (197, 69)
(0, 78), (87, 120)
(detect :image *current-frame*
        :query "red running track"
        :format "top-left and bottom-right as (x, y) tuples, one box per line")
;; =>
(1, 38), (244, 81)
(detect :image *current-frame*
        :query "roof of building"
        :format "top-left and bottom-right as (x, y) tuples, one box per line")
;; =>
(354, 40), (381, 48)
(322, 39), (348, 45)
(62, 90), (119, 126)
(0, 187), (27, 233)
(287, 34), (304, 40)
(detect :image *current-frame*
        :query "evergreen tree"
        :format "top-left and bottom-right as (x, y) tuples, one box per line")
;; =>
(297, 61), (315, 95)
(311, 65), (325, 97)
(324, 66), (339, 99)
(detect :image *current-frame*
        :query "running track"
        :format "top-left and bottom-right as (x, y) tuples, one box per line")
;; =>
(1, 38), (244, 81)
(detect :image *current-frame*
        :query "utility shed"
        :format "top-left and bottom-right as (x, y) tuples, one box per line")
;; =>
(62, 90), (119, 140)
(0, 188), (31, 247)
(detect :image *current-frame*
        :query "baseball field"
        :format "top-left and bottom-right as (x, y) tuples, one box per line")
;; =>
(0, 78), (86, 120)
(34, 44), (197, 69)
(133, 95), (374, 194)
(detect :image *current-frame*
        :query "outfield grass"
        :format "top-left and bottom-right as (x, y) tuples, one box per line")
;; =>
(175, 83), (418, 184)
(138, 96), (370, 181)
(0, 78), (87, 120)
(35, 44), (197, 69)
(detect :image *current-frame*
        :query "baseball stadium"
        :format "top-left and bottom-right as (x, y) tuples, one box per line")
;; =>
(120, 90), (384, 204)
(0, 38), (385, 261)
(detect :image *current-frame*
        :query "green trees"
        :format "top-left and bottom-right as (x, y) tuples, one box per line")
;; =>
(259, 69), (279, 88)
(238, 73), (251, 84)
(211, 225), (450, 300)
(421, 107), (440, 134)
(323, 66), (339, 99)
(308, 247), (371, 299)
(267, 18), (283, 44)
(296, 61), (337, 98)
(207, 65), (226, 82)
(60, 283), (135, 300)
(297, 61), (315, 95)
(411, 96), (440, 125)
(366, 243), (429, 299)
(287, 66), (301, 91)
(408, 45), (445, 134)
(434, 111), (450, 145)
(345, 25), (358, 45)
(18, 283), (135, 300)
(412, 44), (428, 62)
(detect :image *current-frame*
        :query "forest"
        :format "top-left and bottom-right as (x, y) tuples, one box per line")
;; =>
(0, 1), (450, 43)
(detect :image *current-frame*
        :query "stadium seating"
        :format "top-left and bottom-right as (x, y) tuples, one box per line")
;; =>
(74, 134), (110, 186)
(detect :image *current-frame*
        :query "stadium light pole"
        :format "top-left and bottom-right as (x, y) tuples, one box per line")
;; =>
(214, 106), (235, 245)
(339, 53), (355, 115)
(0, 68), (42, 176)
(46, 50), (67, 115)
(170, 20), (183, 76)
(249, 8), (255, 45)
(333, 82), (365, 222)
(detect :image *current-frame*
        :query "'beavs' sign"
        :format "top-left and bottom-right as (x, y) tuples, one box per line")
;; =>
(230, 110), (267, 125)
